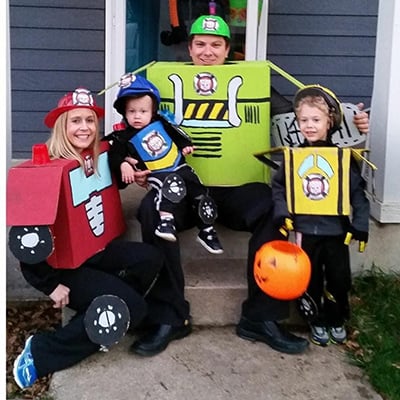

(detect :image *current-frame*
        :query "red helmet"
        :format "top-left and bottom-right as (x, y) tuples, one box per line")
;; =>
(254, 240), (311, 300)
(44, 88), (104, 128)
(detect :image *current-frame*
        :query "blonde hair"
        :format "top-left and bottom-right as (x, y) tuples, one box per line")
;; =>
(46, 110), (101, 170)
(295, 95), (333, 126)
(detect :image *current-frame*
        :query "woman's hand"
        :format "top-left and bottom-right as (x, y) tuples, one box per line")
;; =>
(123, 157), (150, 187)
(134, 169), (151, 188)
(49, 284), (70, 309)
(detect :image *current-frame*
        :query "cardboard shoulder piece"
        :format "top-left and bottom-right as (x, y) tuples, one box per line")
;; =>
(7, 142), (126, 268)
(255, 147), (376, 216)
(271, 103), (367, 148)
(146, 61), (272, 186)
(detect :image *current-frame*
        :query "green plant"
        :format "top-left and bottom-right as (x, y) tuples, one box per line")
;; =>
(347, 265), (400, 400)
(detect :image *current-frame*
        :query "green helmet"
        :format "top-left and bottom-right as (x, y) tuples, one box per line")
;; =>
(190, 15), (230, 39)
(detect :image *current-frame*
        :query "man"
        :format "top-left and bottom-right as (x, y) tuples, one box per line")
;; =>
(132, 15), (370, 355)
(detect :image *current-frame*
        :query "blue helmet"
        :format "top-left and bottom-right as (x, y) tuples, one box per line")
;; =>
(113, 73), (161, 116)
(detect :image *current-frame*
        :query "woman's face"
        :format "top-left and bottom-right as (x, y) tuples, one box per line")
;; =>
(66, 108), (97, 152)
(189, 34), (230, 66)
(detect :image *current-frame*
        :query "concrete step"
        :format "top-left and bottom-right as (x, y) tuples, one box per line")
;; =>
(119, 184), (304, 326)
(184, 257), (247, 326)
(120, 185), (251, 326)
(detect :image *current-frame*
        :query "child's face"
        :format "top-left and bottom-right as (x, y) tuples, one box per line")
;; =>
(297, 103), (331, 143)
(125, 95), (153, 129)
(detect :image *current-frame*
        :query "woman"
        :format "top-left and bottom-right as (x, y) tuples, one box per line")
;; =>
(12, 87), (190, 389)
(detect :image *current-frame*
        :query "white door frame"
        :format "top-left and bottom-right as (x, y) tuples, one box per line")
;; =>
(245, 0), (269, 60)
(104, 0), (126, 133)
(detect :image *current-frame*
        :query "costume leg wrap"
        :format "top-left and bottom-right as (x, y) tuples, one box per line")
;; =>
(297, 292), (318, 322)
(84, 295), (130, 348)
(197, 194), (218, 224)
(161, 173), (187, 203)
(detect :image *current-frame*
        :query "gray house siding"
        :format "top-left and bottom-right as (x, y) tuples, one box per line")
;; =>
(9, 0), (378, 158)
(10, 0), (105, 158)
(267, 0), (379, 106)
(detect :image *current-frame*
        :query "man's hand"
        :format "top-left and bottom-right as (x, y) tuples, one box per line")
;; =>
(49, 284), (70, 309)
(353, 103), (369, 134)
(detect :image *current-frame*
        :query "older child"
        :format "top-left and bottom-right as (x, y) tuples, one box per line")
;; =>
(106, 73), (223, 254)
(272, 85), (370, 346)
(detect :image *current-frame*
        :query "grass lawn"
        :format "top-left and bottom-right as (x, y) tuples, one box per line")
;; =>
(347, 266), (400, 400)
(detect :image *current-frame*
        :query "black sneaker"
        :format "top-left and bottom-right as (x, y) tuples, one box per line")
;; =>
(197, 228), (224, 254)
(155, 219), (177, 242)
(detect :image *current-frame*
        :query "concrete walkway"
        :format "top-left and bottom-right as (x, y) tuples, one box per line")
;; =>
(49, 326), (382, 400)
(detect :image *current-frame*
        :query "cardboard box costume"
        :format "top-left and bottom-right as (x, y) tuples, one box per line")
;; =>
(7, 142), (126, 268)
(146, 61), (272, 186)
(281, 147), (351, 216)
(256, 146), (375, 217)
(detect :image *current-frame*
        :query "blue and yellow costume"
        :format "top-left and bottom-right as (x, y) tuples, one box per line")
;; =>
(106, 73), (220, 235)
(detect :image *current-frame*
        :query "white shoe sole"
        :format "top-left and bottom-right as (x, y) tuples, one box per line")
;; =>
(155, 230), (177, 242)
(196, 237), (224, 254)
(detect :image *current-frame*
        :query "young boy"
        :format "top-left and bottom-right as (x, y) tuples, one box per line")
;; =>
(271, 85), (370, 346)
(106, 73), (223, 254)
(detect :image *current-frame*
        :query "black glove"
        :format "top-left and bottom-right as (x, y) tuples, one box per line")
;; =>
(274, 216), (294, 237)
(344, 226), (368, 253)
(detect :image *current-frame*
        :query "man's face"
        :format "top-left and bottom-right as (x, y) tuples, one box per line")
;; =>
(188, 34), (230, 66)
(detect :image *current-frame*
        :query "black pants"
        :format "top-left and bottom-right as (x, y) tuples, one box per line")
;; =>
(148, 166), (212, 230)
(138, 182), (290, 323)
(300, 234), (351, 326)
(30, 240), (166, 377)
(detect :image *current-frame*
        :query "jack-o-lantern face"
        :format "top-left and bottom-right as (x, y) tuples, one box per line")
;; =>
(254, 240), (311, 300)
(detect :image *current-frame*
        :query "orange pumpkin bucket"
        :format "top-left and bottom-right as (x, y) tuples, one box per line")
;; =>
(254, 240), (311, 300)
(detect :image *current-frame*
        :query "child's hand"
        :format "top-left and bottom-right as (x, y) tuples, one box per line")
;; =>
(344, 227), (368, 253)
(121, 161), (136, 184)
(182, 146), (195, 156)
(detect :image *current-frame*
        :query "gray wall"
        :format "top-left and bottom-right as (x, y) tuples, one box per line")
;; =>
(267, 0), (378, 105)
(10, 0), (105, 158)
(10, 0), (378, 158)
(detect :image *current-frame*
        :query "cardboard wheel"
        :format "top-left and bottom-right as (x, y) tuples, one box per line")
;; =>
(9, 225), (53, 264)
(297, 292), (318, 321)
(84, 295), (130, 346)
